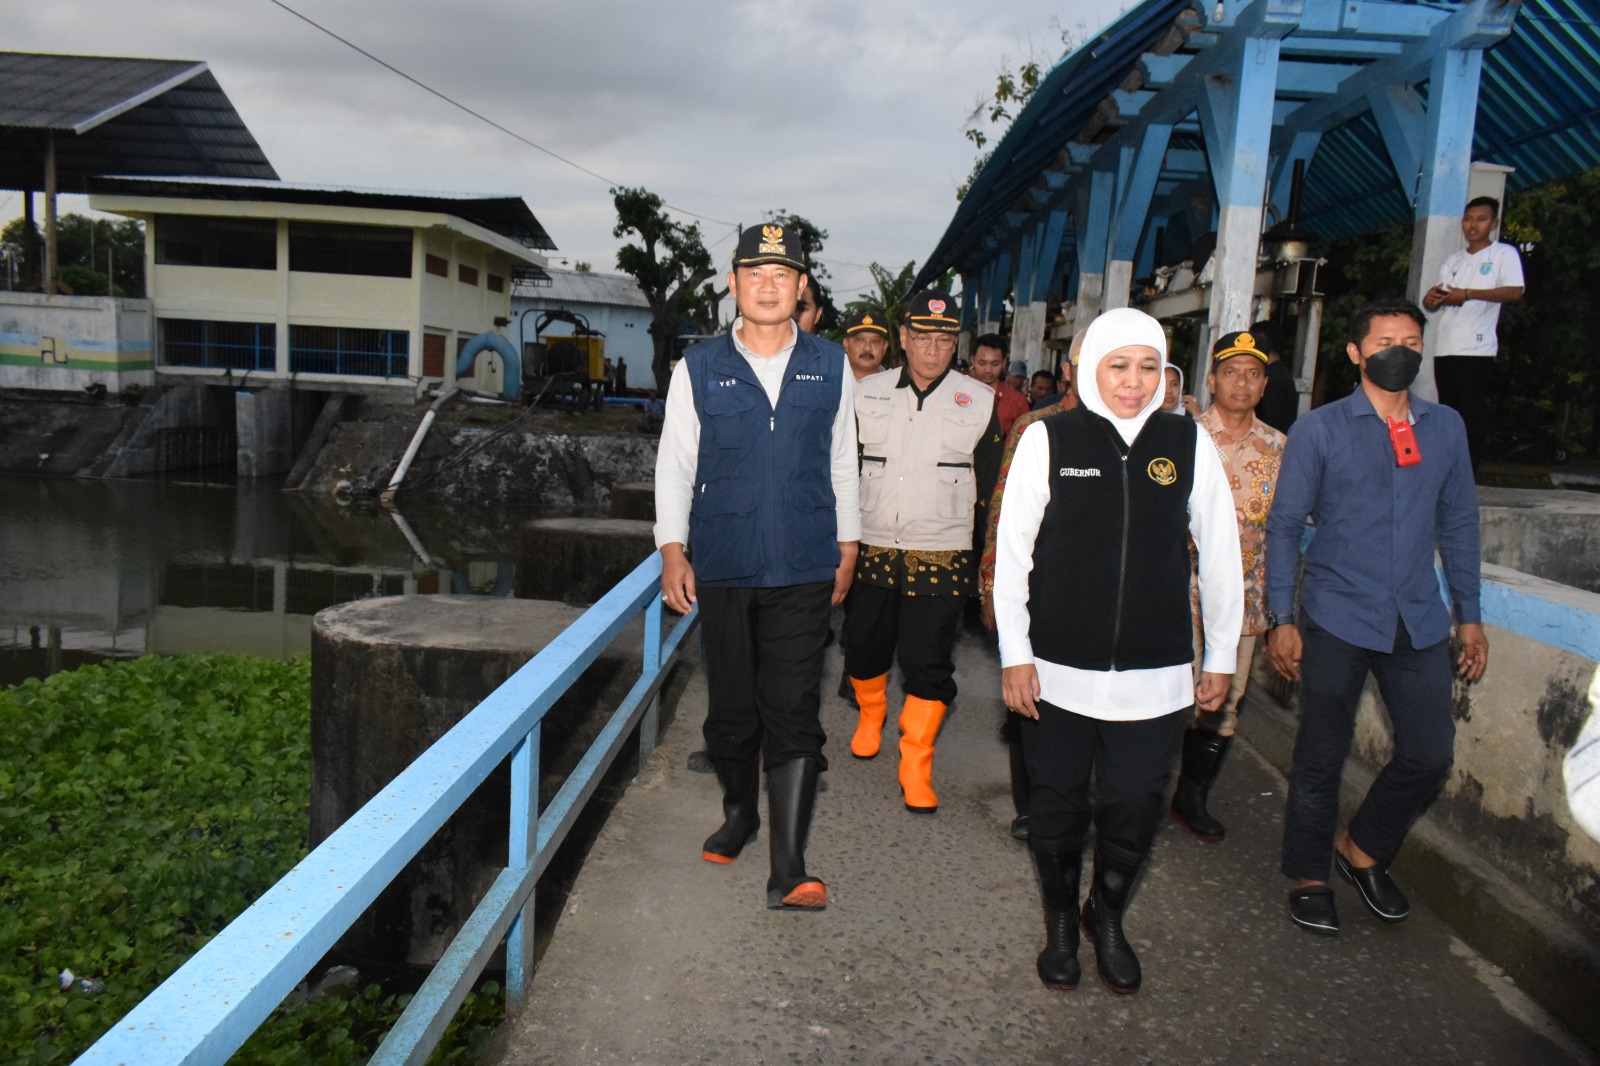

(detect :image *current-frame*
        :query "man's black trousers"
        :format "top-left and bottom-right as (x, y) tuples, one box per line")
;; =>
(842, 582), (962, 704)
(698, 581), (833, 772)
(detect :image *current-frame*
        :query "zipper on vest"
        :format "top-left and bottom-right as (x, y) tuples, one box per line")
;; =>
(1109, 451), (1130, 669)
(770, 416), (775, 432)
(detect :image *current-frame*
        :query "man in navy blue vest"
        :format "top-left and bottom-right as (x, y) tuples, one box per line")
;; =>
(654, 223), (860, 910)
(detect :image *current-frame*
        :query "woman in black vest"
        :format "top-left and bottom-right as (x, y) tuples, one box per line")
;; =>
(992, 308), (1243, 994)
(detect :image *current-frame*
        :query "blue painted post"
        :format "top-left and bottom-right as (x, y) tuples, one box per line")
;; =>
(1013, 211), (1068, 375)
(982, 250), (1012, 331)
(1200, 32), (1284, 388)
(506, 724), (540, 1010)
(1106, 123), (1174, 309)
(1409, 42), (1487, 401)
(1074, 170), (1115, 329)
(640, 593), (663, 757)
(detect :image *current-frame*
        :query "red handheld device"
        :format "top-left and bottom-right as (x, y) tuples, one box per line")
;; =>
(1387, 417), (1421, 467)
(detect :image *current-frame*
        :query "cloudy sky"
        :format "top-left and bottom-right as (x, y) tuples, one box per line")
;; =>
(6, 0), (1133, 303)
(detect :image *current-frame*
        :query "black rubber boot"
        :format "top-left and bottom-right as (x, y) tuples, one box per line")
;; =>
(1081, 838), (1146, 994)
(700, 755), (759, 863)
(1008, 730), (1031, 841)
(1029, 833), (1084, 990)
(766, 757), (826, 909)
(1170, 729), (1231, 842)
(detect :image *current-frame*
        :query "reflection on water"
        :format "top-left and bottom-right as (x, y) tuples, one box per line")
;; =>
(0, 475), (537, 686)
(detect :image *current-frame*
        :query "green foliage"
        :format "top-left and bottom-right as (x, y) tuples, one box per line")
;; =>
(766, 209), (836, 332)
(842, 261), (919, 363)
(611, 187), (717, 392)
(1315, 167), (1600, 452)
(1, 213), (144, 295)
(1497, 170), (1600, 453)
(0, 655), (502, 1063)
(958, 24), (1075, 200)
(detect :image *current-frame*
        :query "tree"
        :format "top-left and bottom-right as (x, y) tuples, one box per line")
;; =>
(843, 260), (918, 364)
(765, 210), (837, 332)
(611, 187), (717, 395)
(1, 213), (144, 295)
(574, 260), (592, 273)
(958, 25), (1075, 200)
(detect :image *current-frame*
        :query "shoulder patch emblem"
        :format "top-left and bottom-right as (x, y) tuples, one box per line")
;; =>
(953, 391), (972, 407)
(1147, 457), (1177, 486)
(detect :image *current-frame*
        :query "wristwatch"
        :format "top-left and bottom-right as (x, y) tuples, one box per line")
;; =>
(1265, 611), (1289, 630)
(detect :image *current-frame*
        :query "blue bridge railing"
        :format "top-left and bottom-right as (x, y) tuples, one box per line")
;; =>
(76, 554), (697, 1065)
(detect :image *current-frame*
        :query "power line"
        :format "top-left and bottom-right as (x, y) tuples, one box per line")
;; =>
(264, 0), (737, 229)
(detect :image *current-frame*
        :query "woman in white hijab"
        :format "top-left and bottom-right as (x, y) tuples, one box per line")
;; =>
(993, 307), (1242, 994)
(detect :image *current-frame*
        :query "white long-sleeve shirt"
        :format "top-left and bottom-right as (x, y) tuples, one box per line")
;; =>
(993, 420), (1243, 721)
(653, 318), (861, 551)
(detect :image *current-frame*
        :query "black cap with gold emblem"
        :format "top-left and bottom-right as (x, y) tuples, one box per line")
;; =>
(1210, 330), (1269, 370)
(732, 223), (807, 271)
(843, 309), (889, 336)
(904, 289), (961, 332)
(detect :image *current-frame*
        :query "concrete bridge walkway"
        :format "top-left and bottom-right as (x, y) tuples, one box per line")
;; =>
(488, 616), (1592, 1065)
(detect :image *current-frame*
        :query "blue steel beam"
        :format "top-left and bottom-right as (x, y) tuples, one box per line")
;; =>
(1279, 0), (1517, 137)
(1112, 123), (1175, 262)
(75, 555), (696, 1066)
(1028, 210), (1070, 305)
(372, 609), (697, 1065)
(1367, 83), (1427, 202)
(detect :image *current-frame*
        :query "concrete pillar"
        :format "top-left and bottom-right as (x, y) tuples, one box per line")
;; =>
(1201, 35), (1282, 401)
(309, 594), (644, 968)
(236, 387), (296, 478)
(518, 517), (656, 604)
(1406, 44), (1490, 401)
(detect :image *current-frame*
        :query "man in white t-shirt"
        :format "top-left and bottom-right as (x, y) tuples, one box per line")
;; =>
(1422, 196), (1525, 470)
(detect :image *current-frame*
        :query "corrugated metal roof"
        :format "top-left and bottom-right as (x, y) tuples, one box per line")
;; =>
(0, 51), (276, 191)
(1305, 0), (1600, 240)
(916, 0), (1195, 287)
(520, 268), (649, 308)
(919, 0), (1600, 286)
(89, 175), (556, 251)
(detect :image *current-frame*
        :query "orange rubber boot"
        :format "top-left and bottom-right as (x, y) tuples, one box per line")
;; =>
(898, 696), (948, 813)
(848, 674), (890, 758)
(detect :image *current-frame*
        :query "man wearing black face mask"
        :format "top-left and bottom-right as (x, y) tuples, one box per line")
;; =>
(1264, 298), (1487, 938)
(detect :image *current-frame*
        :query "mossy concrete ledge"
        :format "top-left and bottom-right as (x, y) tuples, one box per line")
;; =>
(310, 594), (641, 968)
(516, 517), (656, 604)
(607, 481), (656, 521)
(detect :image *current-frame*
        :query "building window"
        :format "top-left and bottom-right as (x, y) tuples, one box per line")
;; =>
(289, 222), (412, 278)
(289, 325), (409, 378)
(155, 215), (276, 269)
(487, 273), (504, 293)
(425, 253), (449, 277)
(159, 318), (276, 370)
(458, 264), (479, 286)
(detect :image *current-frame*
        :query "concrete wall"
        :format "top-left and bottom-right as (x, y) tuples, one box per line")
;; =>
(1243, 550), (1600, 1044)
(0, 292), (154, 392)
(1479, 486), (1600, 594)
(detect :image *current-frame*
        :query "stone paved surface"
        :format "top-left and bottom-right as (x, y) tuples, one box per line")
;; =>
(487, 616), (1594, 1065)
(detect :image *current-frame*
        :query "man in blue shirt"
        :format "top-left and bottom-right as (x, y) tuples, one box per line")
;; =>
(1265, 298), (1488, 937)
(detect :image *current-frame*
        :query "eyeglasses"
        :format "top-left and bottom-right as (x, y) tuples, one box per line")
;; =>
(906, 333), (957, 352)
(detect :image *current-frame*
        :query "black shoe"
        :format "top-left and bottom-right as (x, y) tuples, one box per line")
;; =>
(701, 755), (759, 863)
(1336, 851), (1410, 923)
(1029, 834), (1083, 990)
(1010, 814), (1031, 842)
(1169, 729), (1230, 842)
(686, 749), (715, 774)
(837, 669), (856, 706)
(1081, 839), (1144, 994)
(765, 757), (826, 910)
(1288, 885), (1340, 936)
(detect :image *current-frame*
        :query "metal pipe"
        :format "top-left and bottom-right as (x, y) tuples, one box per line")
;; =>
(381, 387), (459, 506)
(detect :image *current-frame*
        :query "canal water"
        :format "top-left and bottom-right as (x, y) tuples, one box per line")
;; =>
(0, 474), (542, 686)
